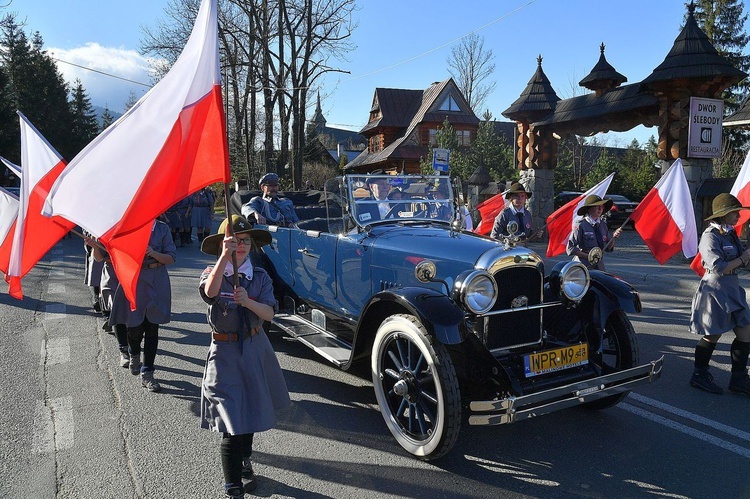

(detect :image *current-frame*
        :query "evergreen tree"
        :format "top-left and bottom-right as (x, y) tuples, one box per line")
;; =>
(69, 79), (99, 155)
(124, 91), (139, 113)
(100, 105), (115, 131)
(463, 112), (514, 184)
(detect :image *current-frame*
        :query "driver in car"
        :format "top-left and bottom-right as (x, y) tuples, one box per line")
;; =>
(355, 175), (392, 223)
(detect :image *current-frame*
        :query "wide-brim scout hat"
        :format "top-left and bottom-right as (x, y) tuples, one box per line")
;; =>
(706, 193), (750, 220)
(576, 194), (613, 216)
(505, 182), (533, 199)
(201, 215), (272, 255)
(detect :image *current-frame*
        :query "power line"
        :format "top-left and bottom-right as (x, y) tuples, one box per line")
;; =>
(52, 57), (152, 88)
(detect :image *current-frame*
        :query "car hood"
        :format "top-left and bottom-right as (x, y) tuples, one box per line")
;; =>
(364, 225), (529, 283)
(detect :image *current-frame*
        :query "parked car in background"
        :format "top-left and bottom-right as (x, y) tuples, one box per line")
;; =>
(253, 174), (663, 460)
(604, 194), (639, 227)
(554, 191), (583, 209)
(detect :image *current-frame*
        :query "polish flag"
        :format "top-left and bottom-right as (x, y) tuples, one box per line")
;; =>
(0, 158), (20, 276)
(691, 150), (750, 276)
(630, 159), (697, 264)
(6, 113), (75, 299)
(546, 173), (614, 257)
(43, 0), (229, 308)
(473, 191), (508, 236)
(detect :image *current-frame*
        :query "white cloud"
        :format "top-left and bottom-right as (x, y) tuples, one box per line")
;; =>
(47, 43), (156, 113)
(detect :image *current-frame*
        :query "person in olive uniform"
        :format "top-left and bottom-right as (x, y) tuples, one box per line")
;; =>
(566, 194), (622, 271)
(199, 215), (290, 498)
(689, 193), (750, 396)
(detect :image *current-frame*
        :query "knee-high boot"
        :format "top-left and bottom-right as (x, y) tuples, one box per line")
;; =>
(729, 339), (750, 395)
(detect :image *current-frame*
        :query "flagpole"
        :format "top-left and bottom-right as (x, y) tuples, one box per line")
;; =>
(222, 183), (240, 288)
(601, 215), (631, 252)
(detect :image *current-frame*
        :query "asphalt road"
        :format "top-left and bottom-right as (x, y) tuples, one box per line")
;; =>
(1, 228), (750, 499)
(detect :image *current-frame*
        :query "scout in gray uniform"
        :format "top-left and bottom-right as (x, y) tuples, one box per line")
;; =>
(566, 194), (622, 271)
(191, 187), (215, 242)
(689, 193), (750, 396)
(490, 182), (543, 243)
(83, 230), (104, 314)
(109, 219), (176, 392)
(241, 173), (299, 227)
(199, 215), (290, 499)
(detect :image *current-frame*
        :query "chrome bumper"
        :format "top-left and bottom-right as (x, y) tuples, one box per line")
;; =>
(468, 356), (664, 425)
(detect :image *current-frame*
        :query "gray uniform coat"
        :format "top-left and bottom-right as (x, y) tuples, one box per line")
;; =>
(199, 261), (290, 435)
(490, 206), (532, 240)
(109, 221), (175, 327)
(690, 226), (750, 336)
(566, 217), (613, 271)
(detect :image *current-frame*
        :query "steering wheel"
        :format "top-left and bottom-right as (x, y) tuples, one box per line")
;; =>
(383, 203), (406, 219)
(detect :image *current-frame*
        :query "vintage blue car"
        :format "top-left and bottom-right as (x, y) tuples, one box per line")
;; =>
(255, 174), (663, 460)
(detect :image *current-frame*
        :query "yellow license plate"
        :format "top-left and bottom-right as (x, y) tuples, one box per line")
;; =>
(524, 344), (588, 377)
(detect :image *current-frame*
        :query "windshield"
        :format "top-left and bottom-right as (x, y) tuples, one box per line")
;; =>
(346, 174), (455, 228)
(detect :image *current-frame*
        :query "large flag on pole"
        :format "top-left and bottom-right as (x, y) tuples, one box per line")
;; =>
(630, 158), (697, 264)
(0, 187), (19, 277)
(6, 113), (75, 299)
(546, 173), (615, 258)
(44, 0), (229, 308)
(0, 157), (20, 276)
(691, 149), (750, 276)
(473, 191), (508, 236)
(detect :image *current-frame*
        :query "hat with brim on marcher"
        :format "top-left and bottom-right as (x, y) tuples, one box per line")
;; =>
(706, 193), (750, 220)
(505, 182), (533, 199)
(576, 194), (613, 216)
(201, 215), (272, 256)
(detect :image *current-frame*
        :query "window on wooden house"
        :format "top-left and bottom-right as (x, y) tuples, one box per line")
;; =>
(457, 130), (471, 146)
(438, 95), (461, 112)
(428, 129), (437, 146)
(370, 134), (382, 152)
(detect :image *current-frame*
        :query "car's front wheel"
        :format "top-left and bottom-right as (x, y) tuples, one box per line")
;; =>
(585, 310), (639, 410)
(371, 314), (461, 460)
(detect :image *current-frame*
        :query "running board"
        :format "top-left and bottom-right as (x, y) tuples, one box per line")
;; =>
(273, 313), (352, 367)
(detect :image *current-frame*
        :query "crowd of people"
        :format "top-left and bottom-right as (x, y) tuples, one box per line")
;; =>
(74, 173), (750, 498)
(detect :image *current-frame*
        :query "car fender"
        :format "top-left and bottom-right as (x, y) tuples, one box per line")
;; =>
(588, 270), (641, 315)
(349, 287), (468, 364)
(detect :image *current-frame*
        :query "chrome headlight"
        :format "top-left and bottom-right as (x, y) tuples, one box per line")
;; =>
(549, 261), (590, 302)
(453, 269), (497, 314)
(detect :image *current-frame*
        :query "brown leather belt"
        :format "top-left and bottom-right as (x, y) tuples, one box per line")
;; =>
(212, 327), (260, 342)
(143, 262), (164, 269)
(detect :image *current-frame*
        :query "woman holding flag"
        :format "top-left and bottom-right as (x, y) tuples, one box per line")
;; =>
(566, 194), (622, 270)
(199, 215), (290, 498)
(689, 193), (750, 396)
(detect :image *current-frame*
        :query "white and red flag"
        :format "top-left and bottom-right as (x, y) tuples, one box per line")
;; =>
(473, 191), (508, 236)
(0, 157), (20, 277)
(546, 173), (615, 258)
(691, 150), (750, 276)
(6, 113), (75, 299)
(630, 158), (697, 264)
(44, 0), (229, 308)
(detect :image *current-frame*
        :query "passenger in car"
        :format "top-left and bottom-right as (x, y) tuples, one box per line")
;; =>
(490, 182), (542, 244)
(566, 194), (622, 270)
(689, 193), (750, 396)
(241, 173), (299, 227)
(199, 215), (291, 498)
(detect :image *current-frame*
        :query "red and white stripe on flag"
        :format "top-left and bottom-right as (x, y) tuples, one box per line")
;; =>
(6, 113), (74, 299)
(43, 0), (229, 309)
(546, 173), (614, 258)
(630, 158), (697, 264)
(473, 192), (508, 236)
(0, 187), (19, 277)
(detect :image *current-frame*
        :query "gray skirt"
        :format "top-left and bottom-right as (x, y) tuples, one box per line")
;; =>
(200, 330), (290, 435)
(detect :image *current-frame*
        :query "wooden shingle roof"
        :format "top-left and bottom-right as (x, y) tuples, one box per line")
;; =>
(502, 55), (560, 121)
(579, 43), (627, 92)
(641, 3), (746, 88)
(724, 96), (750, 127)
(361, 88), (423, 133)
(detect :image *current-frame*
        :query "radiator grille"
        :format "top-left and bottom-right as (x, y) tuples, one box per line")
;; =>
(482, 266), (543, 350)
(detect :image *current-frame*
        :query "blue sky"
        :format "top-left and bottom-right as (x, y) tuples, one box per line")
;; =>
(10, 0), (699, 146)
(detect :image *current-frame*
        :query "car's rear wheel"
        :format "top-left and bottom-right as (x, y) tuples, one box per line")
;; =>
(371, 314), (461, 460)
(585, 310), (639, 410)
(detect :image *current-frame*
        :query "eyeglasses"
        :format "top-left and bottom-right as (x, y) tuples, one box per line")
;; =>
(236, 236), (253, 246)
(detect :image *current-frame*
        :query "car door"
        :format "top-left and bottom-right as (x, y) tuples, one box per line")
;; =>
(290, 229), (338, 309)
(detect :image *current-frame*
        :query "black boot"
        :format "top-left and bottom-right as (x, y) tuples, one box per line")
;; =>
(728, 339), (750, 395)
(690, 338), (723, 394)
